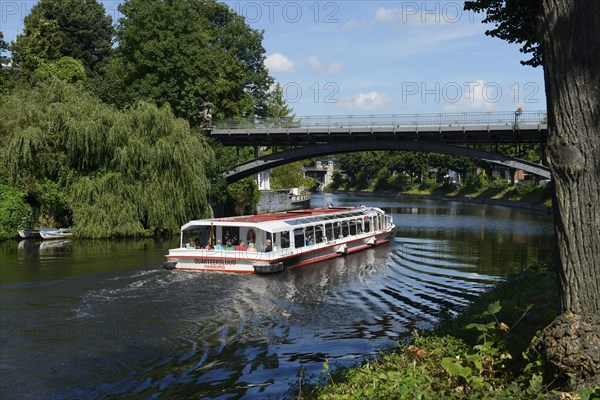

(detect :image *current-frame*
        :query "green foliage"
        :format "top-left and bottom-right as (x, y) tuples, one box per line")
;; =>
(99, 0), (272, 126)
(1, 80), (215, 238)
(373, 167), (391, 191)
(271, 162), (316, 190)
(11, 0), (114, 76)
(464, 0), (542, 67)
(301, 268), (568, 399)
(226, 177), (259, 216)
(0, 183), (32, 240)
(263, 83), (295, 124)
(32, 57), (86, 84)
(327, 171), (347, 190)
(0, 31), (10, 95)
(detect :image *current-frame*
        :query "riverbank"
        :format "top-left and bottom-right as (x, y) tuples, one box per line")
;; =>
(327, 183), (552, 214)
(297, 265), (598, 399)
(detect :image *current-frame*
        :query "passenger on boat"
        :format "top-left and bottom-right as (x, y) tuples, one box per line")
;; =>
(204, 243), (213, 250)
(185, 240), (195, 249)
(194, 238), (202, 249)
(225, 240), (234, 250)
(235, 240), (247, 251)
(247, 242), (257, 252)
(214, 240), (224, 250)
(264, 239), (273, 252)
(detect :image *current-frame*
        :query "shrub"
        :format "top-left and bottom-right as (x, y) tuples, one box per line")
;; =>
(0, 184), (32, 240)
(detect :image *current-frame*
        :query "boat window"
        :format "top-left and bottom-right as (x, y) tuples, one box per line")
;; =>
(184, 226), (211, 249)
(267, 232), (278, 249)
(364, 218), (371, 233)
(349, 220), (357, 236)
(294, 228), (305, 248)
(281, 231), (291, 248)
(222, 227), (240, 246)
(315, 225), (324, 243)
(305, 226), (315, 245)
(341, 221), (349, 237)
(325, 223), (334, 241)
(246, 229), (257, 246)
(335, 222), (342, 238)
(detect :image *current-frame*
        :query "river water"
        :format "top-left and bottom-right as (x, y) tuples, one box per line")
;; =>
(0, 193), (554, 399)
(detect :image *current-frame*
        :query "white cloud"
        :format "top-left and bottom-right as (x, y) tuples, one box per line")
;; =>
(307, 56), (323, 71)
(338, 92), (395, 112)
(328, 62), (343, 75)
(374, 7), (400, 23)
(265, 53), (295, 73)
(342, 19), (362, 30)
(441, 80), (503, 112)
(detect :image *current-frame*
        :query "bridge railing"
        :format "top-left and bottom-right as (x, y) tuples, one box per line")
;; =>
(214, 111), (547, 130)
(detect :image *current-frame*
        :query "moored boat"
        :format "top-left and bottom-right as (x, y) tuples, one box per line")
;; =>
(163, 206), (395, 274)
(18, 228), (42, 239)
(39, 228), (73, 240)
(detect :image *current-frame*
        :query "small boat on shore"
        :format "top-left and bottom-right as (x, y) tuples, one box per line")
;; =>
(18, 228), (57, 239)
(163, 206), (395, 274)
(39, 228), (72, 240)
(18, 228), (42, 239)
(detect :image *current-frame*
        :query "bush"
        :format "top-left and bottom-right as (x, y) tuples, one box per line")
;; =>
(0, 184), (32, 240)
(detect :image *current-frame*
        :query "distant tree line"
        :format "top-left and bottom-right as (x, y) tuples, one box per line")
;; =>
(329, 144), (544, 192)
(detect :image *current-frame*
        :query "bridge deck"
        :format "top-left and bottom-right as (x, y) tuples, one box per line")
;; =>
(211, 111), (547, 146)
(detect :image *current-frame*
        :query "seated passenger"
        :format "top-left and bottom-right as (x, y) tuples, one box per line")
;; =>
(235, 240), (247, 251)
(264, 239), (273, 252)
(214, 240), (224, 250)
(225, 240), (234, 250)
(185, 240), (194, 249)
(247, 242), (257, 252)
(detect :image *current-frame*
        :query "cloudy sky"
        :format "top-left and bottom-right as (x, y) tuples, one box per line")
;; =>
(1, 0), (547, 116)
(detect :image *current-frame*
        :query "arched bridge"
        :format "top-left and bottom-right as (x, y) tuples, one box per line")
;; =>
(210, 111), (550, 182)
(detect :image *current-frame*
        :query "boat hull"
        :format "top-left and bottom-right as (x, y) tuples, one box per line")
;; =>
(39, 229), (72, 240)
(18, 229), (41, 239)
(164, 231), (392, 274)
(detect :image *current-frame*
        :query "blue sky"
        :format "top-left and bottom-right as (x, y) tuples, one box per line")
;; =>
(1, 0), (547, 116)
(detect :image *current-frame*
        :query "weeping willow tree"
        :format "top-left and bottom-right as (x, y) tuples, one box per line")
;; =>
(1, 81), (215, 238)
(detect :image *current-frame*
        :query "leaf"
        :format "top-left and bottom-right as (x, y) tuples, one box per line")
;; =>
(441, 357), (472, 379)
(487, 300), (502, 315)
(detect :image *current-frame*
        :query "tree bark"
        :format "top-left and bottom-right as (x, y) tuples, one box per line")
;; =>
(539, 0), (600, 387)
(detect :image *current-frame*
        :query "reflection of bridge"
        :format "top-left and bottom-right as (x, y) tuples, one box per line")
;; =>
(210, 111), (550, 182)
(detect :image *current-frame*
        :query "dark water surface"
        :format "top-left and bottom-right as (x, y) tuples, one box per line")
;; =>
(0, 194), (554, 399)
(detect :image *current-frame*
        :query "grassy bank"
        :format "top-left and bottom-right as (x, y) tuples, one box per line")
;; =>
(294, 265), (599, 399)
(327, 181), (553, 209)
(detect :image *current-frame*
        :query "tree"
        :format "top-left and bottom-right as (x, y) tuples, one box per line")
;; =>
(33, 57), (86, 84)
(226, 177), (260, 216)
(101, 0), (271, 126)
(1, 81), (215, 237)
(263, 83), (296, 125)
(0, 31), (9, 94)
(466, 0), (600, 387)
(11, 0), (114, 77)
(464, 0), (542, 66)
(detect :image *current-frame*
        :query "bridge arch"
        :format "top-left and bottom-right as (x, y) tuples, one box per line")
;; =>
(223, 140), (550, 183)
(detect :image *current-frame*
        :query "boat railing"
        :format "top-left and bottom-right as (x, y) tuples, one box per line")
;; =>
(177, 229), (382, 259)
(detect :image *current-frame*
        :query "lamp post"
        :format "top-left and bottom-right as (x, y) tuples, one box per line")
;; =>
(514, 105), (523, 157)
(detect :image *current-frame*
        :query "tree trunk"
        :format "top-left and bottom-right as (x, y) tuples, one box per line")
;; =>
(538, 0), (600, 387)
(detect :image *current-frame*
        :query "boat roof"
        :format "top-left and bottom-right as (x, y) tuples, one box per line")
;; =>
(181, 206), (382, 232)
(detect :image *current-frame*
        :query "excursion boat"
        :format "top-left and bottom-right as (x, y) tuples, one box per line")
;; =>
(39, 228), (72, 240)
(163, 206), (395, 274)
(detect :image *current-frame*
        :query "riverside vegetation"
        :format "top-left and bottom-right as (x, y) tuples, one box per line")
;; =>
(294, 265), (600, 399)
